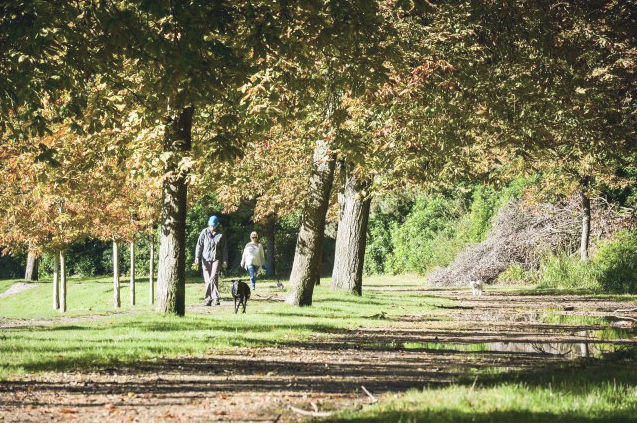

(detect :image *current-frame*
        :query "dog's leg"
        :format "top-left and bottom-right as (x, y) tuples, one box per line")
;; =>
(234, 298), (239, 314)
(243, 297), (247, 313)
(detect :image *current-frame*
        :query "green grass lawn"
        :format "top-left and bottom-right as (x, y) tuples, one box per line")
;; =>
(0, 274), (436, 378)
(2, 274), (637, 422)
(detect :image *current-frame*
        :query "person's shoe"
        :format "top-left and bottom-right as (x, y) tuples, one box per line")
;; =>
(214, 300), (221, 306)
(204, 300), (212, 306)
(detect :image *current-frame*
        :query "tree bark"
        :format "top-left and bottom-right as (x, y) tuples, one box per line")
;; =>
(286, 139), (336, 306)
(130, 241), (136, 306)
(113, 239), (120, 308)
(156, 106), (193, 315)
(52, 254), (59, 310)
(149, 235), (155, 305)
(331, 163), (371, 296)
(580, 189), (591, 262)
(265, 214), (276, 277)
(59, 250), (66, 312)
(25, 250), (39, 281)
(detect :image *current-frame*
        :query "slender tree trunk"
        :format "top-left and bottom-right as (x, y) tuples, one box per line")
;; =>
(265, 214), (276, 277)
(149, 235), (155, 305)
(113, 240), (120, 308)
(286, 139), (336, 306)
(59, 250), (66, 312)
(25, 250), (39, 281)
(331, 163), (371, 295)
(156, 106), (193, 315)
(53, 255), (59, 310)
(130, 241), (136, 306)
(580, 189), (591, 262)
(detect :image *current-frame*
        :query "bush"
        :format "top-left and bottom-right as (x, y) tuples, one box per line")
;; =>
(459, 185), (499, 243)
(364, 184), (520, 277)
(386, 195), (465, 274)
(537, 253), (599, 291)
(497, 263), (538, 285)
(593, 230), (637, 294)
(0, 254), (25, 279)
(273, 213), (302, 275)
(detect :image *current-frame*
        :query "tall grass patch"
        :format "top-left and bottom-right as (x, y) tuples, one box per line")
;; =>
(593, 230), (637, 293)
(537, 253), (600, 291)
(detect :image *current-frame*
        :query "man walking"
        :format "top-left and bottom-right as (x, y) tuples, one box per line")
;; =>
(193, 215), (228, 306)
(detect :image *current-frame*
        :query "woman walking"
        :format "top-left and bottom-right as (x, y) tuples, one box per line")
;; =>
(240, 231), (266, 290)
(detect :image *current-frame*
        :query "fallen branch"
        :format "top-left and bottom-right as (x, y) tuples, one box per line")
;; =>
(361, 385), (378, 403)
(610, 316), (637, 323)
(614, 308), (637, 313)
(435, 305), (474, 310)
(288, 406), (333, 418)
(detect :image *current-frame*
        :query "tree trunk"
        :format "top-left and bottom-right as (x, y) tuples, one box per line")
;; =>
(59, 250), (66, 312)
(265, 214), (276, 277)
(130, 241), (136, 306)
(53, 254), (59, 310)
(113, 239), (120, 308)
(580, 189), (591, 262)
(331, 163), (371, 296)
(149, 235), (155, 305)
(286, 139), (336, 306)
(25, 250), (39, 281)
(156, 106), (193, 315)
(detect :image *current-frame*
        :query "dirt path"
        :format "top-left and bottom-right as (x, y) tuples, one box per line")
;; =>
(0, 282), (37, 299)
(1, 289), (636, 422)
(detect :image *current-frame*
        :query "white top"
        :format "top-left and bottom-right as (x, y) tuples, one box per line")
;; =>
(240, 242), (265, 269)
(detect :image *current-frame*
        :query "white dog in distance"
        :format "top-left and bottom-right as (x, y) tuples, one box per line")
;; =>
(470, 280), (484, 296)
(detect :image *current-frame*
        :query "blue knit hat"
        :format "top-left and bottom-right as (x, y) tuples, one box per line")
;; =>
(208, 215), (219, 226)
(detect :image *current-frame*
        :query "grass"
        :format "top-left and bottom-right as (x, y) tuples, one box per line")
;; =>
(0, 274), (437, 379)
(327, 351), (637, 422)
(2, 274), (637, 422)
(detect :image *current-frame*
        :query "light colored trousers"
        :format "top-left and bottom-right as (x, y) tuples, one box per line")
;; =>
(202, 259), (221, 302)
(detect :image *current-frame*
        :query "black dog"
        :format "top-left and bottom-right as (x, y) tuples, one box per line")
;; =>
(231, 280), (251, 314)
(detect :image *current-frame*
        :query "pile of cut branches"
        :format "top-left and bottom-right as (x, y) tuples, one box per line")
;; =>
(425, 197), (634, 288)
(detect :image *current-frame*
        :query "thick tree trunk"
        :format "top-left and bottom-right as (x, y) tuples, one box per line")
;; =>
(129, 241), (136, 306)
(331, 163), (371, 296)
(156, 106), (193, 315)
(580, 189), (591, 262)
(25, 250), (39, 281)
(113, 240), (120, 308)
(149, 235), (155, 305)
(52, 255), (59, 310)
(286, 139), (336, 306)
(59, 250), (66, 312)
(265, 214), (276, 277)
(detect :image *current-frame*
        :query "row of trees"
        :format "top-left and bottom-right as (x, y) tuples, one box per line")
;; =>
(1, 1), (635, 314)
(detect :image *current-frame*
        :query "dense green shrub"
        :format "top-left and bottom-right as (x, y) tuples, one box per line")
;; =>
(364, 184), (516, 276)
(364, 210), (398, 275)
(273, 213), (302, 275)
(385, 195), (466, 274)
(0, 253), (25, 279)
(38, 235), (158, 278)
(497, 263), (538, 285)
(537, 253), (599, 291)
(593, 230), (637, 294)
(460, 185), (499, 243)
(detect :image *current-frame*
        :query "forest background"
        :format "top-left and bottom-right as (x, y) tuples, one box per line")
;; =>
(1, 0), (637, 304)
(3, 175), (637, 295)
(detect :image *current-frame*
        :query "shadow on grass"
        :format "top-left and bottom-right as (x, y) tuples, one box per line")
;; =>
(324, 349), (637, 422)
(328, 407), (637, 423)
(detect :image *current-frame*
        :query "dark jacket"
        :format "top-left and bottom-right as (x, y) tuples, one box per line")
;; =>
(195, 227), (228, 263)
